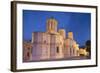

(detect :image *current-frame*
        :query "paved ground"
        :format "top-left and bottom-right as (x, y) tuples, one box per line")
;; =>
(24, 56), (90, 62)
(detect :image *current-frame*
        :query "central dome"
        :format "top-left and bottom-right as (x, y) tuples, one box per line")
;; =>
(46, 17), (58, 34)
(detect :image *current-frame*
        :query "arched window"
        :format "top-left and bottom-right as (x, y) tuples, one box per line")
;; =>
(27, 52), (30, 57)
(56, 46), (59, 53)
(44, 40), (46, 44)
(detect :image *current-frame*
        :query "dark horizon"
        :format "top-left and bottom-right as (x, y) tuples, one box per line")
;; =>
(23, 10), (91, 46)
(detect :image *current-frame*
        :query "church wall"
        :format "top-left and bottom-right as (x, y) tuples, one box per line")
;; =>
(50, 34), (64, 59)
(41, 33), (50, 60)
(64, 38), (80, 58)
(32, 32), (50, 60)
(23, 42), (32, 62)
(32, 32), (43, 60)
(64, 39), (71, 58)
(50, 34), (56, 59)
(55, 35), (64, 59)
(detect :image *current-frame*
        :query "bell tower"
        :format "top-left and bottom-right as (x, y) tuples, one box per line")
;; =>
(46, 17), (58, 34)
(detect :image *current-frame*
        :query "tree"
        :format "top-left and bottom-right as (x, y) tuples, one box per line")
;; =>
(85, 40), (91, 58)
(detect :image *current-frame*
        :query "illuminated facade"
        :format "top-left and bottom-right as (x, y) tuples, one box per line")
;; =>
(23, 18), (81, 61)
(23, 41), (33, 61)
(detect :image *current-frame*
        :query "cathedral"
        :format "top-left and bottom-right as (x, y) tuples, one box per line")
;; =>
(23, 17), (80, 62)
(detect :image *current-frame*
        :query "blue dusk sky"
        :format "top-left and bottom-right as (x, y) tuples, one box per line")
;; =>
(23, 10), (91, 46)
